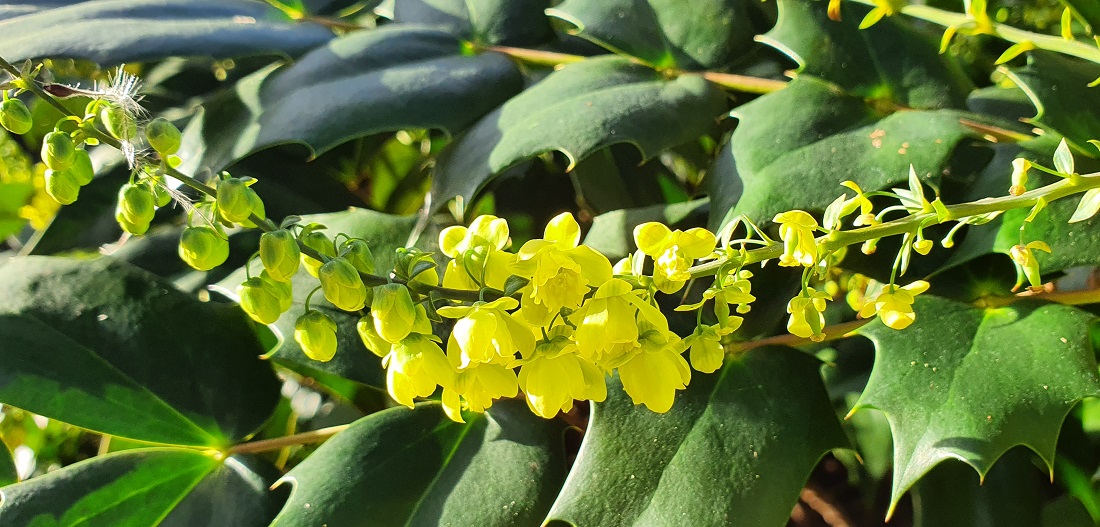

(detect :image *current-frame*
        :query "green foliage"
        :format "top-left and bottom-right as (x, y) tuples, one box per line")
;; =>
(1, 0), (1099, 525)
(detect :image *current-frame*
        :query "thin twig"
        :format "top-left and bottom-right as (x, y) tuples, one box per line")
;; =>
(228, 424), (350, 454)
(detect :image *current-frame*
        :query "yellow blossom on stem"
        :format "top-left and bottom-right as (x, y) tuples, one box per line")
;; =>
(371, 283), (417, 344)
(682, 324), (731, 374)
(786, 287), (830, 341)
(774, 211), (819, 267)
(573, 278), (667, 364)
(442, 362), (519, 423)
(510, 212), (613, 326)
(618, 329), (690, 413)
(1010, 241), (1052, 291)
(859, 280), (929, 330)
(437, 297), (534, 368)
(518, 327), (606, 418)
(439, 215), (514, 290)
(633, 222), (717, 293)
(383, 333), (455, 408)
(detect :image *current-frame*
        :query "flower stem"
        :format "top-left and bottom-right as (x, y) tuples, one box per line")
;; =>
(228, 424), (350, 455)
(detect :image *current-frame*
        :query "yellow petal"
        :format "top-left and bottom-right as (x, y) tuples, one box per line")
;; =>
(633, 222), (672, 256)
(544, 212), (581, 248)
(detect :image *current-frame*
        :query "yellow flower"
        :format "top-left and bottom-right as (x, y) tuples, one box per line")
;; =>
(371, 283), (417, 344)
(294, 311), (338, 362)
(633, 223), (717, 293)
(439, 215), (514, 291)
(383, 333), (455, 408)
(438, 297), (534, 368)
(675, 269), (754, 330)
(511, 212), (613, 326)
(573, 278), (667, 364)
(618, 329), (690, 413)
(518, 328), (607, 418)
(442, 362), (519, 423)
(859, 280), (929, 330)
(1009, 241), (1052, 291)
(318, 257), (368, 311)
(786, 287), (831, 341)
(773, 211), (819, 267)
(683, 324), (730, 374)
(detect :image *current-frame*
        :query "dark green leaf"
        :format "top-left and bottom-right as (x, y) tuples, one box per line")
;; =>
(911, 451), (1045, 527)
(766, 0), (972, 106)
(855, 295), (1100, 512)
(0, 443), (15, 487)
(546, 347), (847, 527)
(180, 26), (523, 174)
(583, 198), (708, 260)
(0, 0), (333, 64)
(431, 55), (727, 212)
(1003, 51), (1100, 151)
(394, 0), (554, 46)
(547, 0), (755, 70)
(269, 401), (568, 526)
(716, 77), (976, 225)
(216, 208), (418, 391)
(0, 448), (283, 527)
(0, 256), (279, 446)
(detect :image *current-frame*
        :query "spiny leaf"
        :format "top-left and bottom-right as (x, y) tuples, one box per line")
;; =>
(431, 55), (727, 213)
(0, 0), (333, 64)
(854, 295), (1100, 514)
(547, 0), (757, 70)
(394, 0), (554, 46)
(180, 26), (524, 174)
(0, 256), (280, 447)
(1002, 51), (1100, 151)
(269, 401), (567, 526)
(545, 347), (847, 527)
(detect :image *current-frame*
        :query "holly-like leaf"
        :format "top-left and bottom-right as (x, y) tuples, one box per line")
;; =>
(0, 256), (280, 447)
(431, 55), (727, 212)
(854, 295), (1100, 514)
(715, 77), (976, 225)
(269, 401), (568, 526)
(1002, 51), (1100, 151)
(215, 208), (419, 391)
(0, 0), (334, 65)
(0, 448), (283, 527)
(910, 451), (1046, 527)
(710, 0), (978, 228)
(545, 347), (847, 527)
(393, 0), (554, 47)
(180, 26), (524, 174)
(547, 0), (756, 70)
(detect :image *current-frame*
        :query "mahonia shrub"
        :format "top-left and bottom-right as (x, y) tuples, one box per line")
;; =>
(1, 1), (1100, 525)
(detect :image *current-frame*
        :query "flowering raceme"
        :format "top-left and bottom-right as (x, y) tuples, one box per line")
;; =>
(633, 222), (716, 293)
(774, 210), (819, 267)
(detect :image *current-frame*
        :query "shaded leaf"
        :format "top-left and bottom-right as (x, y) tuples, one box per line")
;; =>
(546, 347), (847, 527)
(432, 55), (727, 213)
(270, 401), (568, 526)
(216, 208), (419, 391)
(0, 0), (333, 65)
(393, 0), (554, 46)
(717, 77), (976, 225)
(0, 444), (15, 487)
(0, 448), (283, 527)
(548, 0), (755, 70)
(583, 198), (708, 260)
(911, 451), (1045, 527)
(180, 26), (524, 175)
(855, 295), (1100, 512)
(0, 257), (279, 446)
(1003, 51), (1100, 151)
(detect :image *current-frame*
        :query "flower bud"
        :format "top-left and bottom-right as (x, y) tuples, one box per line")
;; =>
(260, 229), (301, 282)
(239, 276), (287, 325)
(0, 99), (33, 135)
(356, 315), (390, 358)
(152, 183), (173, 207)
(115, 210), (150, 235)
(295, 311), (338, 362)
(69, 149), (94, 186)
(100, 105), (137, 140)
(340, 239), (376, 275)
(371, 283), (417, 343)
(42, 131), (76, 171)
(216, 178), (255, 224)
(261, 271), (294, 312)
(178, 225), (229, 271)
(44, 168), (80, 205)
(319, 257), (368, 311)
(300, 230), (335, 277)
(117, 182), (156, 226)
(144, 117), (182, 155)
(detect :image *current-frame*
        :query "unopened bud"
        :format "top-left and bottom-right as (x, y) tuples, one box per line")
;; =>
(356, 316), (390, 358)
(371, 283), (417, 344)
(216, 178), (255, 224)
(178, 225), (229, 271)
(295, 311), (338, 362)
(300, 230), (335, 277)
(117, 182), (156, 226)
(45, 168), (80, 205)
(239, 277), (286, 325)
(69, 149), (94, 186)
(319, 257), (368, 311)
(100, 105), (137, 140)
(340, 239), (376, 275)
(260, 229), (301, 282)
(42, 131), (76, 171)
(145, 117), (181, 155)
(1010, 158), (1030, 196)
(0, 99), (33, 135)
